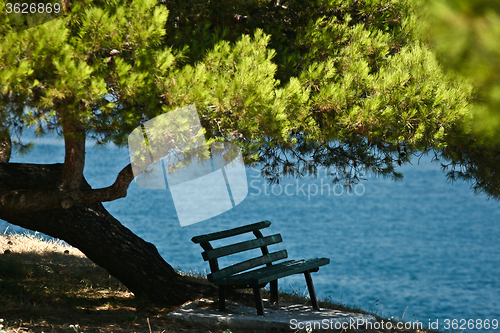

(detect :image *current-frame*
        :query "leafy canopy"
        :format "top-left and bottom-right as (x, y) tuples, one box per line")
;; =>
(2, 0), (496, 197)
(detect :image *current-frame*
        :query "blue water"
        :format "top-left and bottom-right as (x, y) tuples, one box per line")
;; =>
(2, 136), (500, 332)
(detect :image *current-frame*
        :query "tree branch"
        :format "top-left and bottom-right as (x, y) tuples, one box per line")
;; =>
(77, 163), (135, 204)
(0, 163), (135, 213)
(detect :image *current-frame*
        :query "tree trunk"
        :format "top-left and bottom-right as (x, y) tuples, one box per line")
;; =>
(0, 131), (11, 163)
(0, 162), (210, 306)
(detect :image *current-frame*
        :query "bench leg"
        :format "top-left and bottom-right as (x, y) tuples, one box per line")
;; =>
(218, 286), (226, 311)
(253, 287), (265, 315)
(270, 280), (279, 305)
(304, 270), (320, 311)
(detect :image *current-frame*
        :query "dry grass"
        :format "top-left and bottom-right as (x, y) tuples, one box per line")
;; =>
(0, 232), (276, 333)
(1, 231), (84, 257)
(0, 233), (441, 333)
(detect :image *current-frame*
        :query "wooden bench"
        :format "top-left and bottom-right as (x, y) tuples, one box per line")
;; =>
(191, 220), (330, 315)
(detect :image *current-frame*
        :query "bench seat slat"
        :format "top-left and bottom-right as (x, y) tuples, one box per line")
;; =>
(192, 220), (271, 243)
(214, 258), (330, 287)
(208, 250), (288, 281)
(202, 234), (282, 261)
(212, 260), (295, 286)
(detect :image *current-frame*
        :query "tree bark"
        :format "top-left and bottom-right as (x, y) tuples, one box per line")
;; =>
(0, 163), (135, 212)
(0, 162), (211, 306)
(0, 130), (11, 163)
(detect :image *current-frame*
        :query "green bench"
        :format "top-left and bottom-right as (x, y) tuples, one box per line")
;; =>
(191, 220), (330, 315)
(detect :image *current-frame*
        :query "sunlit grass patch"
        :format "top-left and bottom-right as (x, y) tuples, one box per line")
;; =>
(1, 231), (84, 257)
(0, 232), (131, 311)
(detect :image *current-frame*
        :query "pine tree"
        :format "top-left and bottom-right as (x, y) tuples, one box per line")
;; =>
(1, 0), (497, 305)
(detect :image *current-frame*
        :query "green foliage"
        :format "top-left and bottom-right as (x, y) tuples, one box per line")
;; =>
(1, 0), (498, 197)
(1, 0), (171, 145)
(424, 0), (500, 198)
(427, 0), (500, 136)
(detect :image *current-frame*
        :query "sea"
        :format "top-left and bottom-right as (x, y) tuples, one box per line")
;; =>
(2, 134), (499, 332)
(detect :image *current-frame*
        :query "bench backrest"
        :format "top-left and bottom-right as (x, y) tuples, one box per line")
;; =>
(191, 220), (288, 281)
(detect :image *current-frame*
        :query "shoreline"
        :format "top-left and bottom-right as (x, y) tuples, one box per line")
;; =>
(1, 233), (441, 333)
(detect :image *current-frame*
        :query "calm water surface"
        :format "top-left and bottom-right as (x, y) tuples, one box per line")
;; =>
(2, 136), (499, 332)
